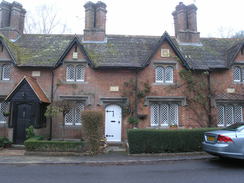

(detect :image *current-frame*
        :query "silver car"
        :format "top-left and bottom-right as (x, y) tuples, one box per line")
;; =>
(202, 123), (244, 159)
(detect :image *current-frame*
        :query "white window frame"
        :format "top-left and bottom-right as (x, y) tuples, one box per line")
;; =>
(150, 103), (179, 127)
(66, 64), (85, 82)
(64, 103), (84, 126)
(233, 66), (241, 82)
(75, 65), (85, 82)
(165, 66), (174, 83)
(155, 65), (174, 84)
(217, 105), (243, 127)
(1, 64), (10, 81)
(66, 65), (75, 82)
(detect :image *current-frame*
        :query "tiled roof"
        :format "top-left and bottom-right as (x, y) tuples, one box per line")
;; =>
(3, 33), (244, 70)
(5, 76), (50, 103)
(25, 76), (50, 103)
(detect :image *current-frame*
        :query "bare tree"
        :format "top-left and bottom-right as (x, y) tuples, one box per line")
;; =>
(217, 26), (234, 38)
(24, 4), (69, 34)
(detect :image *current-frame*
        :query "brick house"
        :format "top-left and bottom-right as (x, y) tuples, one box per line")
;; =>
(0, 1), (243, 144)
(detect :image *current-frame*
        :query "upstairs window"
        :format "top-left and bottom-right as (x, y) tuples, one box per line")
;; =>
(66, 64), (85, 82)
(64, 103), (84, 126)
(233, 66), (241, 82)
(155, 66), (173, 84)
(1, 64), (11, 81)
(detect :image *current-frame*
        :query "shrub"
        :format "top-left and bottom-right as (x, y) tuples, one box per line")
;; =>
(24, 139), (84, 152)
(0, 137), (12, 148)
(81, 110), (103, 155)
(26, 125), (35, 139)
(127, 128), (218, 154)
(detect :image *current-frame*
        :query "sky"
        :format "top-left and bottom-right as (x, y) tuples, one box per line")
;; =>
(9, 0), (244, 37)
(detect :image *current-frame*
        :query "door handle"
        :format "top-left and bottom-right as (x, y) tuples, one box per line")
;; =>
(118, 121), (120, 124)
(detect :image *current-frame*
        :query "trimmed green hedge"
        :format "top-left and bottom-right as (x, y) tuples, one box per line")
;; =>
(0, 137), (12, 148)
(127, 128), (218, 154)
(24, 139), (85, 152)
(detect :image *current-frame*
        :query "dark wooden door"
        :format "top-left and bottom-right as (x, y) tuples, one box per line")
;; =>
(15, 104), (32, 144)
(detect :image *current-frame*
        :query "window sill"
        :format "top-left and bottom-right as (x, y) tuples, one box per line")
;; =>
(0, 80), (12, 83)
(233, 81), (244, 84)
(153, 82), (175, 86)
(64, 81), (87, 84)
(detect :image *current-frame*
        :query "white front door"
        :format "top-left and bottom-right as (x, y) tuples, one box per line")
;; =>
(105, 105), (122, 142)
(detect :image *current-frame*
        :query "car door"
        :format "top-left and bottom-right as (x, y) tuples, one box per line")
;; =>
(235, 129), (244, 155)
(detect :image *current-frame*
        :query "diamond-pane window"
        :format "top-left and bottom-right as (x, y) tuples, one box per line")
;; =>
(75, 103), (84, 125)
(169, 104), (178, 125)
(160, 104), (168, 126)
(151, 103), (178, 127)
(225, 106), (234, 126)
(165, 66), (173, 83)
(234, 105), (243, 122)
(217, 106), (224, 127)
(2, 64), (10, 81)
(76, 65), (85, 82)
(64, 103), (84, 126)
(155, 67), (164, 83)
(151, 104), (159, 126)
(155, 66), (174, 84)
(233, 67), (241, 82)
(0, 102), (8, 123)
(217, 105), (243, 127)
(66, 65), (75, 81)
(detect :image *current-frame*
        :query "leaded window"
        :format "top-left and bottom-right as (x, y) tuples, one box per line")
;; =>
(165, 66), (173, 83)
(66, 65), (75, 81)
(0, 102), (8, 123)
(64, 103), (84, 126)
(155, 67), (164, 83)
(155, 66), (173, 84)
(151, 103), (179, 127)
(217, 105), (243, 127)
(1, 64), (10, 81)
(76, 65), (85, 82)
(233, 66), (244, 83)
(66, 64), (85, 82)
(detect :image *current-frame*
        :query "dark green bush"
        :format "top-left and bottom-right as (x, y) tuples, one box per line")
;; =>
(0, 137), (12, 148)
(24, 139), (84, 152)
(26, 125), (35, 139)
(81, 110), (103, 155)
(127, 128), (218, 154)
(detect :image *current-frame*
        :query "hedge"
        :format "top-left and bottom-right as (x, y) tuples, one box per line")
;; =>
(127, 128), (218, 154)
(0, 137), (12, 148)
(24, 139), (85, 152)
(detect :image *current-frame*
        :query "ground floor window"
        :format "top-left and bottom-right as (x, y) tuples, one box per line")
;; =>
(217, 105), (243, 127)
(0, 102), (8, 123)
(151, 103), (178, 127)
(64, 103), (84, 126)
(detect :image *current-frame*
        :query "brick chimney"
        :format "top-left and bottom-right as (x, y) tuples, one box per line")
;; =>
(172, 2), (200, 43)
(83, 1), (107, 42)
(0, 1), (26, 40)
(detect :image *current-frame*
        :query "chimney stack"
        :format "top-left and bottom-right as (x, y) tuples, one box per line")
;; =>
(0, 1), (26, 40)
(172, 2), (200, 43)
(83, 1), (107, 42)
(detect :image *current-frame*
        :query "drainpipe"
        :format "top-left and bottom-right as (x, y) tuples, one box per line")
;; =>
(134, 69), (138, 117)
(207, 70), (212, 127)
(49, 69), (54, 140)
